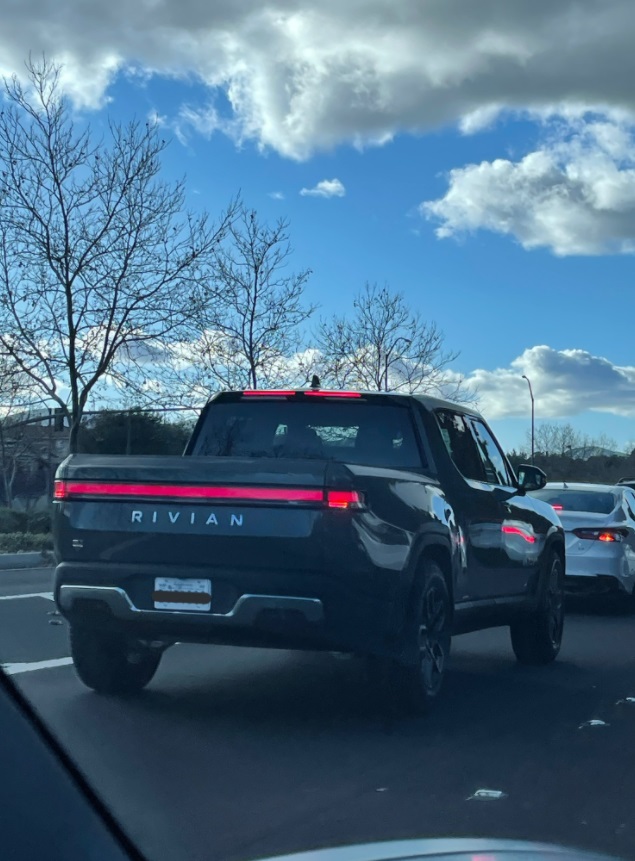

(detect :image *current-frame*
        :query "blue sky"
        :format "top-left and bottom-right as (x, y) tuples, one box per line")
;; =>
(3, 0), (635, 452)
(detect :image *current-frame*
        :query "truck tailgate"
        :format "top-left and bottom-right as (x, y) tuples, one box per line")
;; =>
(54, 454), (349, 571)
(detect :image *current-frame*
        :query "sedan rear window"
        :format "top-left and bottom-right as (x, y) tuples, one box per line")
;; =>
(530, 489), (619, 514)
(191, 400), (424, 469)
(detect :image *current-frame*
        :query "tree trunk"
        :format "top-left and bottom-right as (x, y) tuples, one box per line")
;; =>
(0, 427), (12, 509)
(69, 417), (81, 454)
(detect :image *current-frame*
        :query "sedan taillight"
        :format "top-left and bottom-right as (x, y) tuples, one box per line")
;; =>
(573, 528), (629, 542)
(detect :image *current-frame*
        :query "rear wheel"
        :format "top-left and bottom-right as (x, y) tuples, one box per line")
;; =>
(391, 563), (452, 715)
(70, 626), (161, 695)
(510, 552), (564, 666)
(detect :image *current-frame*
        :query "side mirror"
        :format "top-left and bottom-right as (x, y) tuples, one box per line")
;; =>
(516, 464), (547, 492)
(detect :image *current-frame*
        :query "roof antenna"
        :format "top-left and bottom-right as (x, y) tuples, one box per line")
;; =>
(310, 374), (321, 390)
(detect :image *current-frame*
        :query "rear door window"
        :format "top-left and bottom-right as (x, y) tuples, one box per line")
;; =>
(192, 400), (425, 469)
(467, 418), (515, 487)
(435, 410), (485, 481)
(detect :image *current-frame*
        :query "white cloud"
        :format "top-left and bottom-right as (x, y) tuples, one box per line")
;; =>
(171, 104), (228, 146)
(2, 1), (635, 158)
(466, 345), (635, 419)
(268, 191), (285, 200)
(458, 103), (504, 135)
(146, 109), (167, 127)
(422, 118), (635, 255)
(83, 339), (635, 429)
(300, 178), (346, 198)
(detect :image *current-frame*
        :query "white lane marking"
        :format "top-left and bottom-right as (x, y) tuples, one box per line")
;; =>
(2, 657), (73, 675)
(0, 591), (54, 601)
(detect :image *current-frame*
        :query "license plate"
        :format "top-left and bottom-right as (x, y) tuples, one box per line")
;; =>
(153, 577), (212, 611)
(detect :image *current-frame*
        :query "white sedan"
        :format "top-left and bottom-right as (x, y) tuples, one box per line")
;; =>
(529, 482), (635, 598)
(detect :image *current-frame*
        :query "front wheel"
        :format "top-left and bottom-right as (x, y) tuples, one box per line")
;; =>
(510, 552), (564, 666)
(70, 626), (161, 695)
(391, 563), (452, 715)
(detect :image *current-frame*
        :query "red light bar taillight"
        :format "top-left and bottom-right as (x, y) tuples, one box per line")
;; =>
(573, 527), (628, 542)
(326, 490), (364, 510)
(54, 480), (324, 503)
(54, 480), (366, 510)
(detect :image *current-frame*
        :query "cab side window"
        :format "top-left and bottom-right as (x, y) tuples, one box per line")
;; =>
(435, 410), (485, 481)
(468, 418), (514, 487)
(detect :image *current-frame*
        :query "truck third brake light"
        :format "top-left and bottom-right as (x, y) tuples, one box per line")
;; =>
(241, 390), (296, 397)
(304, 391), (362, 398)
(240, 390), (362, 398)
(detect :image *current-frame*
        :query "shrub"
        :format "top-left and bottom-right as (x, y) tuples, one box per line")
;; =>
(0, 532), (53, 553)
(0, 508), (28, 534)
(27, 510), (52, 534)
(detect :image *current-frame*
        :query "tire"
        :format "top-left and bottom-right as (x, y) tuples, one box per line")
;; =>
(391, 562), (452, 715)
(510, 552), (564, 666)
(70, 626), (161, 695)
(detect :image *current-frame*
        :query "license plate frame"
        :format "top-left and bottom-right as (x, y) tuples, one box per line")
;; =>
(153, 577), (212, 612)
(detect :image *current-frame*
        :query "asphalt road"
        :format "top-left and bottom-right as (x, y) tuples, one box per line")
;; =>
(3, 568), (635, 861)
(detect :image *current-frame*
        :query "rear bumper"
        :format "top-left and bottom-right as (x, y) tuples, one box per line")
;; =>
(565, 576), (627, 595)
(58, 586), (324, 625)
(54, 562), (404, 657)
(565, 551), (635, 595)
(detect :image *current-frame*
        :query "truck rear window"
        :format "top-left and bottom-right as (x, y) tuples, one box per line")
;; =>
(191, 401), (424, 469)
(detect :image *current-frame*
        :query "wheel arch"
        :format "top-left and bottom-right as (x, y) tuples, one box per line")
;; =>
(393, 540), (454, 666)
(406, 540), (455, 629)
(544, 530), (566, 574)
(418, 542), (454, 601)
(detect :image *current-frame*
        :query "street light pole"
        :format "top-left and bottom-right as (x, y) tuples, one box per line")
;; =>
(522, 375), (535, 464)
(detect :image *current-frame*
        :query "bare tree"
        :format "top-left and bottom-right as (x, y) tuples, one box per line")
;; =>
(314, 282), (470, 399)
(0, 57), (237, 451)
(0, 422), (19, 508)
(529, 422), (619, 458)
(0, 411), (48, 509)
(575, 431), (619, 458)
(0, 358), (42, 508)
(530, 422), (579, 457)
(183, 205), (314, 392)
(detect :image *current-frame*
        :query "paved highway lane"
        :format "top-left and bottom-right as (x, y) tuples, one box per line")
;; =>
(0, 565), (53, 597)
(0, 567), (71, 671)
(2, 570), (635, 861)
